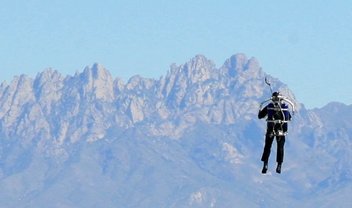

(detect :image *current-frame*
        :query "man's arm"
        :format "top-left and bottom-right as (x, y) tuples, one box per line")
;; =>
(258, 106), (267, 119)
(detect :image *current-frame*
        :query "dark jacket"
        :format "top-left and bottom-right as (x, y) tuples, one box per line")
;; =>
(258, 102), (291, 132)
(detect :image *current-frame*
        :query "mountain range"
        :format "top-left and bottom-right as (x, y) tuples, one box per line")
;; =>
(0, 54), (351, 207)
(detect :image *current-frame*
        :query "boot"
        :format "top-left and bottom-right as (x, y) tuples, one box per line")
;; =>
(276, 163), (282, 174)
(261, 162), (268, 174)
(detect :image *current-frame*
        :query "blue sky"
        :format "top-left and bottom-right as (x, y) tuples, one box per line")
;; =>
(0, 0), (351, 108)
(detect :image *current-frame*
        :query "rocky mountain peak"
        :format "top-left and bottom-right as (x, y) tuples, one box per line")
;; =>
(222, 53), (248, 76)
(82, 63), (112, 81)
(10, 74), (34, 101)
(188, 54), (214, 67)
(33, 69), (64, 100)
(80, 63), (114, 101)
(221, 54), (263, 79)
(35, 68), (62, 80)
(172, 55), (216, 84)
(186, 54), (215, 74)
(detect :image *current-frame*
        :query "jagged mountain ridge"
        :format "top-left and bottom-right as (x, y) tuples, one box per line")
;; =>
(0, 54), (294, 143)
(0, 54), (351, 207)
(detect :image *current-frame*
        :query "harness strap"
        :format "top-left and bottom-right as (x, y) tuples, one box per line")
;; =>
(269, 130), (287, 137)
(267, 107), (289, 111)
(266, 120), (288, 123)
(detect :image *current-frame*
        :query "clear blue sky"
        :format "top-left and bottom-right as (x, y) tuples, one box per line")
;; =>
(1, 0), (351, 108)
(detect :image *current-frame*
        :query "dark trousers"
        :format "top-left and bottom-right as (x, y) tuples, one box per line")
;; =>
(261, 131), (285, 164)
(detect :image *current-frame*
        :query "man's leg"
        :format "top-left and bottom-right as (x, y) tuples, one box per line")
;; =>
(261, 132), (274, 174)
(276, 136), (286, 173)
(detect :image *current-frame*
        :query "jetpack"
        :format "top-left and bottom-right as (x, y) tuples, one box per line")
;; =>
(259, 77), (295, 116)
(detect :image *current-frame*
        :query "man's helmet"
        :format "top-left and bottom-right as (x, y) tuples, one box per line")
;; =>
(272, 91), (280, 104)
